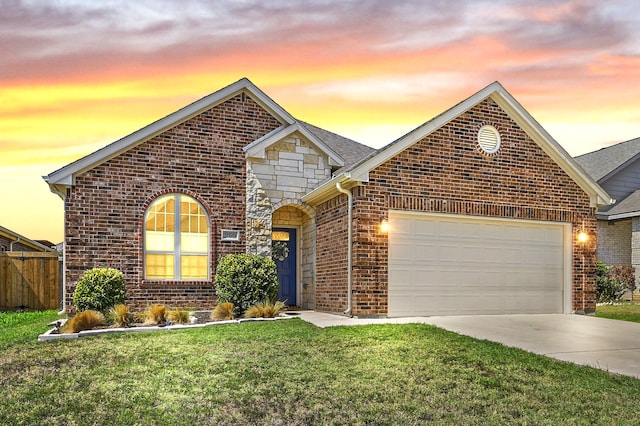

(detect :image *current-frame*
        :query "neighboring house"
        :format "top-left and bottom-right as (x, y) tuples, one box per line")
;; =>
(0, 225), (56, 252)
(44, 78), (611, 316)
(575, 138), (640, 282)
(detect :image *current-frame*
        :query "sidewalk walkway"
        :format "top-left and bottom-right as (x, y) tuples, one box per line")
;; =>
(292, 310), (433, 327)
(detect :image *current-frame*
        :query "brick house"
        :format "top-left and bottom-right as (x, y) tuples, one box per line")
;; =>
(45, 78), (611, 316)
(575, 138), (640, 290)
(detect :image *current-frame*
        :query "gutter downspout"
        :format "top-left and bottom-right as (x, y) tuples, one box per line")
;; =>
(335, 182), (353, 316)
(9, 236), (21, 251)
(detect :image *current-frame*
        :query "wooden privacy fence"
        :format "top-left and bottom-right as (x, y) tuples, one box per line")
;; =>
(0, 252), (61, 310)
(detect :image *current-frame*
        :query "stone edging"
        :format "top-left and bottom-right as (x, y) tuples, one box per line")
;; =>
(38, 315), (296, 342)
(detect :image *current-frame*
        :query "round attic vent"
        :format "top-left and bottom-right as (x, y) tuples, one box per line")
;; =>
(477, 125), (501, 155)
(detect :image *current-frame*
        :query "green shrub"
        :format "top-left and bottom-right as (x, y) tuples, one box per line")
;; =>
(596, 260), (626, 303)
(73, 268), (127, 313)
(215, 254), (278, 317)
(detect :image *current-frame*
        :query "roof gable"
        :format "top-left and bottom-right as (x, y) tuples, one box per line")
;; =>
(244, 122), (345, 167)
(303, 82), (613, 208)
(44, 78), (296, 197)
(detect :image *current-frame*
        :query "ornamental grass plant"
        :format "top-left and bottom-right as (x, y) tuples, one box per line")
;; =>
(61, 310), (106, 334)
(108, 304), (131, 328)
(167, 308), (191, 324)
(143, 304), (167, 326)
(244, 300), (286, 318)
(211, 302), (235, 321)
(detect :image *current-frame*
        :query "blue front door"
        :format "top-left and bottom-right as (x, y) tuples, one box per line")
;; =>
(272, 228), (297, 306)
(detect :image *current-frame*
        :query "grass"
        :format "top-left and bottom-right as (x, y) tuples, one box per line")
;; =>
(596, 301), (640, 323)
(1, 313), (640, 425)
(0, 310), (60, 349)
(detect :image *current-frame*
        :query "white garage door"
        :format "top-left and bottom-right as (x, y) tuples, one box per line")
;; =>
(388, 212), (569, 317)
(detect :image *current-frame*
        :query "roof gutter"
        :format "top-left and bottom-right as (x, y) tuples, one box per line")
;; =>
(335, 181), (353, 316)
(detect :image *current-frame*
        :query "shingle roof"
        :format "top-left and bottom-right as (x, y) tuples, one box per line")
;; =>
(599, 189), (640, 219)
(298, 121), (375, 168)
(574, 137), (640, 182)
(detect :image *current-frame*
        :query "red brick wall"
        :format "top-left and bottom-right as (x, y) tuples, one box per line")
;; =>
(315, 194), (349, 312)
(317, 98), (598, 316)
(64, 93), (281, 312)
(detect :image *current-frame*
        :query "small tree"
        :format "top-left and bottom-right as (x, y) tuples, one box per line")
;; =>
(73, 268), (127, 313)
(215, 254), (279, 317)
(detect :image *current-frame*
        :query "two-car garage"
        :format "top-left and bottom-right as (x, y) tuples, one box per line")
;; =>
(387, 211), (571, 317)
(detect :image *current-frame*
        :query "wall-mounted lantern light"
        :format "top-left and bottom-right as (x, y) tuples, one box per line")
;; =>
(577, 231), (589, 244)
(380, 219), (390, 234)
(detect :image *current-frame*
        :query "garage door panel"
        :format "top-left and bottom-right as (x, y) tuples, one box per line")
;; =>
(388, 212), (566, 316)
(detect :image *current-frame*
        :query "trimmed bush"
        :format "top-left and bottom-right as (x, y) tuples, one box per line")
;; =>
(215, 254), (278, 316)
(73, 268), (126, 313)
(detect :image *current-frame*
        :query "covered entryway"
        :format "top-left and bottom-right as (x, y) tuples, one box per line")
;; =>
(388, 211), (570, 317)
(271, 203), (316, 309)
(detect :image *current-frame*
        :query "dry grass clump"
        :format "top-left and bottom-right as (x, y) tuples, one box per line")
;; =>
(167, 308), (190, 324)
(244, 300), (286, 319)
(211, 302), (235, 321)
(108, 304), (131, 328)
(143, 304), (167, 325)
(62, 310), (106, 334)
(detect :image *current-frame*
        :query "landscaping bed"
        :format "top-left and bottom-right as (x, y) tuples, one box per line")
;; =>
(38, 312), (295, 341)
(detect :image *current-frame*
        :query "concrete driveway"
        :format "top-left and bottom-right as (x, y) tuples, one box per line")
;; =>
(419, 314), (640, 379)
(296, 312), (640, 378)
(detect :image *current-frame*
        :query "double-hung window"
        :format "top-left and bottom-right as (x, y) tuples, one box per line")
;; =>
(144, 194), (209, 280)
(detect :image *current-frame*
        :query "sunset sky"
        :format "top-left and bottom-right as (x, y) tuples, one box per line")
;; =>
(2, 0), (640, 243)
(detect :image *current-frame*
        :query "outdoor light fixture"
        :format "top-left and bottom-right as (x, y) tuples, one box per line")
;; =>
(380, 219), (390, 234)
(577, 231), (589, 243)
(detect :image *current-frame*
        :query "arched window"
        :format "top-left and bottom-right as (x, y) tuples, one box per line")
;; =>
(144, 194), (209, 280)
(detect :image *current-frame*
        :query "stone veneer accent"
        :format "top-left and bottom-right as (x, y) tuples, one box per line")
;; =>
(64, 93), (281, 313)
(246, 135), (331, 307)
(316, 98), (598, 315)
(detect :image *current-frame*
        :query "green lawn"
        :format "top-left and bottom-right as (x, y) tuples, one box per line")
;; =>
(1, 312), (640, 425)
(596, 302), (640, 323)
